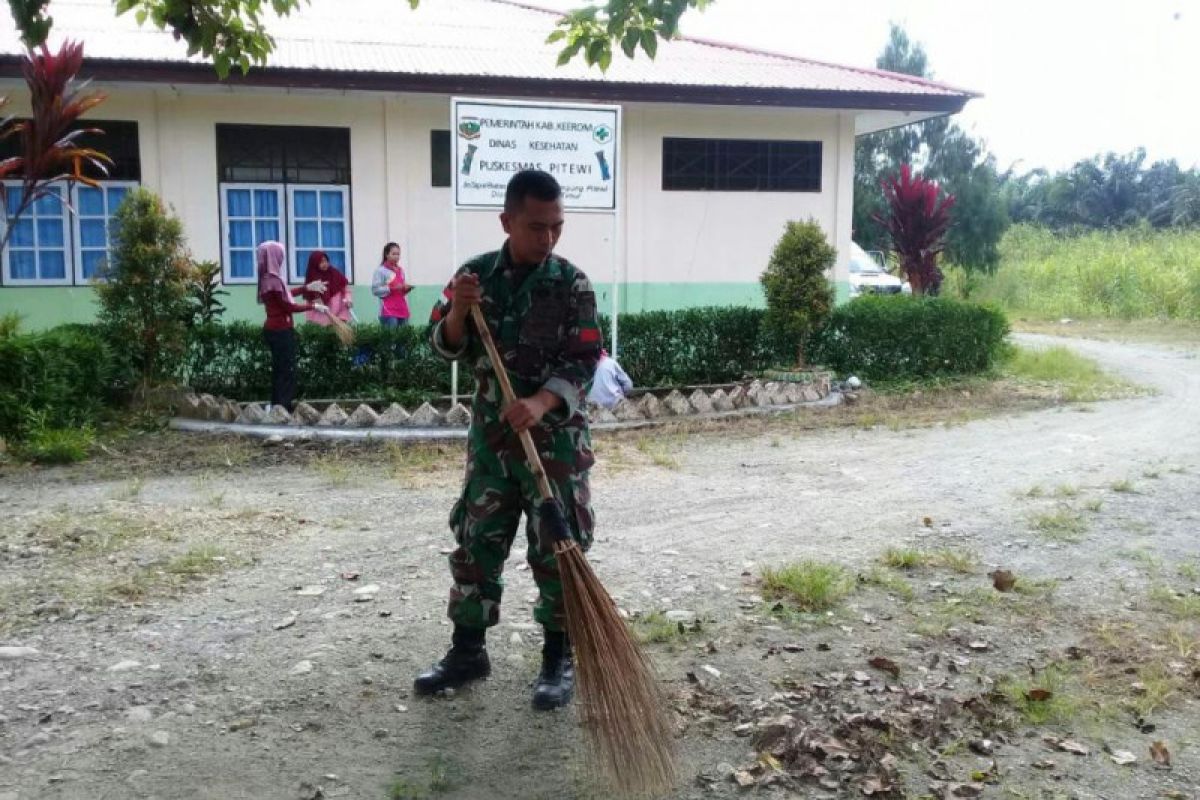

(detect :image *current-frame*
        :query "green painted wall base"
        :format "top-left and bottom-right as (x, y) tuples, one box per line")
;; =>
(0, 279), (851, 331)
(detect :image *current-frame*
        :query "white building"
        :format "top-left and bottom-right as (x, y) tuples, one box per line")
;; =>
(0, 0), (974, 330)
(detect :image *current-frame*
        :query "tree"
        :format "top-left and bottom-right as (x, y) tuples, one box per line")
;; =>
(853, 24), (1007, 274)
(760, 219), (835, 367)
(873, 165), (955, 296)
(7, 0), (713, 78)
(0, 40), (110, 257)
(94, 188), (193, 393)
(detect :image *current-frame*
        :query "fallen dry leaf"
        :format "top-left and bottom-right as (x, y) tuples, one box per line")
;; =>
(989, 569), (1016, 592)
(1150, 740), (1171, 767)
(1024, 688), (1053, 702)
(868, 656), (900, 678)
(923, 516), (933, 527)
(733, 770), (756, 788)
(1058, 740), (1089, 756)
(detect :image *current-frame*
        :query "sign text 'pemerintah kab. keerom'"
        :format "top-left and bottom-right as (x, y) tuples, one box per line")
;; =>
(452, 99), (620, 211)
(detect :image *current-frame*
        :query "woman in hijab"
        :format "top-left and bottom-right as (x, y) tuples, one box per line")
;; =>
(302, 250), (352, 326)
(258, 241), (327, 412)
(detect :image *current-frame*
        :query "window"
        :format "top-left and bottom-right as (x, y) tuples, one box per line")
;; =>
(0, 120), (141, 286)
(2, 184), (70, 285)
(216, 125), (352, 284)
(73, 182), (136, 282)
(662, 137), (822, 192)
(431, 130), (451, 188)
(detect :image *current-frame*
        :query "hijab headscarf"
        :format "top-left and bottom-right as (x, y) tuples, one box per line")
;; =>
(256, 241), (287, 303)
(303, 250), (347, 303)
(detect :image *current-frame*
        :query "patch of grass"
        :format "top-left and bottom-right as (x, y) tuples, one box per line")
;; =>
(1110, 479), (1136, 493)
(1142, 469), (1161, 479)
(631, 610), (704, 645)
(635, 435), (681, 470)
(1053, 483), (1079, 498)
(1083, 499), (1103, 513)
(881, 548), (924, 570)
(16, 425), (95, 464)
(860, 567), (915, 601)
(761, 560), (854, 612)
(999, 664), (1087, 726)
(1031, 509), (1088, 542)
(928, 548), (978, 574)
(1024, 484), (1045, 498)
(312, 452), (352, 486)
(109, 477), (144, 501)
(1002, 345), (1139, 402)
(1012, 577), (1059, 599)
(1177, 562), (1200, 581)
(1128, 663), (1182, 718)
(1149, 585), (1200, 620)
(165, 545), (228, 577)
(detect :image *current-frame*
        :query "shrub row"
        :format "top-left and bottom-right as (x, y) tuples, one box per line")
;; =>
(808, 295), (1010, 381)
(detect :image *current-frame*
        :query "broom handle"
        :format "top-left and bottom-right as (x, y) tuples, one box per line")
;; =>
(468, 303), (555, 502)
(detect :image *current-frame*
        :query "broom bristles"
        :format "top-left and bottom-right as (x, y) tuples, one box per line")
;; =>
(327, 314), (355, 346)
(555, 540), (678, 797)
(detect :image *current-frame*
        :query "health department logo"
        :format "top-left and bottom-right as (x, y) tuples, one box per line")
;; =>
(592, 125), (612, 145)
(458, 118), (481, 140)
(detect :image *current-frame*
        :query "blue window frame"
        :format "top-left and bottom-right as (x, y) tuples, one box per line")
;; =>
(220, 184), (285, 283)
(287, 185), (350, 283)
(72, 182), (137, 282)
(2, 183), (71, 286)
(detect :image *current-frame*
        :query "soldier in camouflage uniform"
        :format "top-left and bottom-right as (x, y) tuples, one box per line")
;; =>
(414, 170), (602, 710)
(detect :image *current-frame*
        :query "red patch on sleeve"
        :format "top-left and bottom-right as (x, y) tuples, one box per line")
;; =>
(430, 306), (443, 323)
(578, 328), (601, 344)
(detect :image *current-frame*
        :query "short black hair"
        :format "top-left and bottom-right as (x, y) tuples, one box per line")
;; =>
(504, 169), (562, 214)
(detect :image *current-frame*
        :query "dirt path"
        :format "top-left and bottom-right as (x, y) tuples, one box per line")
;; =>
(2, 334), (1199, 800)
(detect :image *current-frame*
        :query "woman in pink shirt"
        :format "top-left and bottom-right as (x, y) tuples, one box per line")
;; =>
(371, 242), (412, 327)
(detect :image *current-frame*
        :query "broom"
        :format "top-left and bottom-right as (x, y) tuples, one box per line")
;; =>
(320, 306), (355, 347)
(468, 303), (677, 797)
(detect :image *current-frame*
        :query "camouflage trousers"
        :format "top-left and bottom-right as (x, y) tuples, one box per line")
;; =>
(446, 452), (594, 633)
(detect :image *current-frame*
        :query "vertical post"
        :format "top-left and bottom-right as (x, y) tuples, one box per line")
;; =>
(450, 98), (459, 407)
(610, 105), (623, 359)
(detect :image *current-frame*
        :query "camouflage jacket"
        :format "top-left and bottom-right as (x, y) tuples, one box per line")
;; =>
(429, 243), (602, 476)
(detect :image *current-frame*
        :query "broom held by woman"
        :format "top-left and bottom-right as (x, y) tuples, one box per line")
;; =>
(371, 241), (413, 327)
(257, 241), (329, 412)
(301, 250), (352, 326)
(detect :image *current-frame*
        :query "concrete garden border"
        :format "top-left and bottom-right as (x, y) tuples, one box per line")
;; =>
(169, 373), (836, 441)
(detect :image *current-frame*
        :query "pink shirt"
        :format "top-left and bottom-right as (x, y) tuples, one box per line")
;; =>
(378, 264), (411, 320)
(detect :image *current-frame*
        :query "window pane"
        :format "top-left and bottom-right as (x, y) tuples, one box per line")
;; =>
(10, 219), (33, 247)
(108, 186), (129, 210)
(40, 250), (66, 279)
(36, 218), (64, 247)
(230, 249), (254, 278)
(81, 250), (107, 279)
(227, 189), (251, 217)
(255, 220), (280, 244)
(295, 220), (319, 248)
(229, 220), (253, 248)
(430, 130), (451, 188)
(5, 192), (21, 216)
(296, 250), (313, 272)
(34, 188), (63, 214)
(81, 219), (108, 247)
(293, 190), (318, 218)
(321, 221), (345, 248)
(326, 250), (346, 270)
(254, 190), (279, 217)
(319, 190), (343, 217)
(78, 186), (106, 216)
(10, 250), (35, 279)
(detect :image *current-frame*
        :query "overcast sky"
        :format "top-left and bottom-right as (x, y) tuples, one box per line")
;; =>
(542, 0), (1199, 173)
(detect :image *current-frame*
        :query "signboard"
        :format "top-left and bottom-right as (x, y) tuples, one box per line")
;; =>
(452, 98), (620, 211)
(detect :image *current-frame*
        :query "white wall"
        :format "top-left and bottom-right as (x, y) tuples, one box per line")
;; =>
(0, 81), (857, 298)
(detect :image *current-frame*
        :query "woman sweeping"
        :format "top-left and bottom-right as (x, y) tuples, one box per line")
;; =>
(301, 250), (352, 327)
(258, 241), (327, 412)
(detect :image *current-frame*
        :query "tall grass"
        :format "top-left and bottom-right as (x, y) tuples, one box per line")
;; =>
(952, 224), (1200, 320)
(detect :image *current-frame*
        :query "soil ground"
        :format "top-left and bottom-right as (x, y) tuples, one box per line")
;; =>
(2, 333), (1199, 800)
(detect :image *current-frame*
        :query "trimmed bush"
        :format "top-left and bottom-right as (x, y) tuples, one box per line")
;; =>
(0, 326), (126, 440)
(760, 219), (836, 366)
(808, 295), (1009, 381)
(603, 307), (789, 388)
(180, 322), (466, 402)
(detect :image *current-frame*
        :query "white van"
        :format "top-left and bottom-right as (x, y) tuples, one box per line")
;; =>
(848, 243), (909, 298)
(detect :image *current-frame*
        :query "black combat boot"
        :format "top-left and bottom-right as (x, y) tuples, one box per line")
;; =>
(531, 630), (574, 711)
(413, 626), (491, 695)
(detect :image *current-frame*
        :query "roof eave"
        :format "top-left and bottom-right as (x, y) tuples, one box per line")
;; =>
(0, 56), (972, 114)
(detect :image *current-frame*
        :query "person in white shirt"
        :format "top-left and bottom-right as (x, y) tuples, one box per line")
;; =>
(587, 349), (633, 409)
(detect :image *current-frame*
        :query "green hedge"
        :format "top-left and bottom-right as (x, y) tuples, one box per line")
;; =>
(0, 326), (128, 439)
(808, 295), (1010, 381)
(180, 322), (464, 402)
(605, 307), (788, 387)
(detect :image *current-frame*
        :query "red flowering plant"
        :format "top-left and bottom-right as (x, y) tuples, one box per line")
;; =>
(872, 164), (956, 296)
